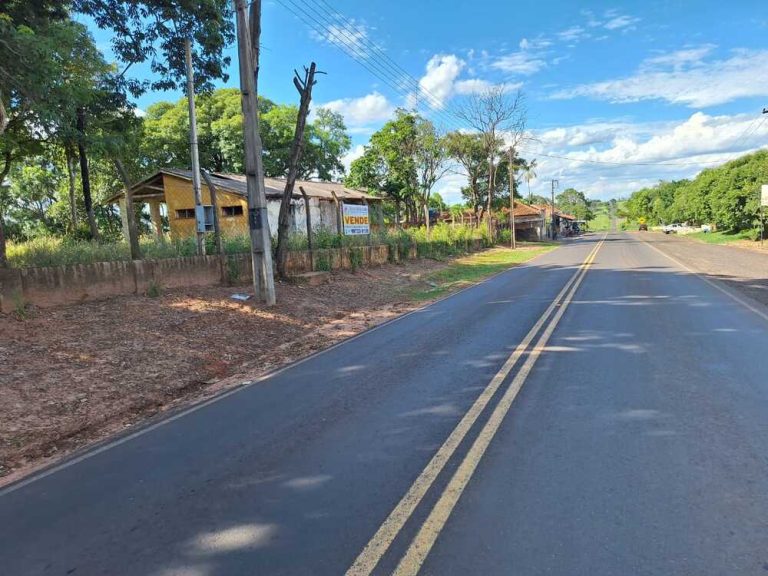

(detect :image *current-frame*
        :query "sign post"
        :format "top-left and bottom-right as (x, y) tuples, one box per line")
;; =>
(342, 203), (371, 236)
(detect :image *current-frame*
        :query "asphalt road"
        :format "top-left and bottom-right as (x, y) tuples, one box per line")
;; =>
(2, 233), (768, 575)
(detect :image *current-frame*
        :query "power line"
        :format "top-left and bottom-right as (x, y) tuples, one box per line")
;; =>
(272, 0), (464, 130)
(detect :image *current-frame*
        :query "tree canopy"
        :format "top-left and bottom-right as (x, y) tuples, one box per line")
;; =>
(624, 150), (768, 233)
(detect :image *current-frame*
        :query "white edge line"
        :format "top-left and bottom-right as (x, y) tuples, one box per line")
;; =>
(0, 243), (573, 496)
(642, 237), (768, 325)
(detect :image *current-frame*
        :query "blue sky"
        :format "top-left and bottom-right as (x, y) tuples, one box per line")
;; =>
(83, 0), (768, 202)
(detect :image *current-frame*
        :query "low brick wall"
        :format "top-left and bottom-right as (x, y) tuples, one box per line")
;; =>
(0, 239), (488, 311)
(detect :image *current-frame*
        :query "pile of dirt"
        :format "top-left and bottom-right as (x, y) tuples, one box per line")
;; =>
(0, 259), (445, 484)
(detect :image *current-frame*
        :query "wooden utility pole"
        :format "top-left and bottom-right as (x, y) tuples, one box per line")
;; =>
(551, 178), (559, 240)
(275, 62), (318, 278)
(299, 186), (314, 271)
(114, 159), (141, 260)
(185, 38), (206, 256)
(508, 147), (517, 249)
(235, 0), (276, 305)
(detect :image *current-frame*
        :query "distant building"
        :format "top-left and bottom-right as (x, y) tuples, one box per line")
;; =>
(107, 168), (382, 240)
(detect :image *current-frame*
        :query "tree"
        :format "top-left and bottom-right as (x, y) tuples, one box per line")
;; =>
(139, 89), (351, 179)
(75, 0), (234, 94)
(456, 87), (526, 238)
(347, 109), (418, 226)
(275, 62), (317, 280)
(522, 158), (537, 202)
(414, 118), (448, 235)
(444, 132), (486, 222)
(556, 188), (593, 222)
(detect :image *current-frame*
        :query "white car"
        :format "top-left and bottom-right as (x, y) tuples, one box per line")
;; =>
(663, 223), (683, 234)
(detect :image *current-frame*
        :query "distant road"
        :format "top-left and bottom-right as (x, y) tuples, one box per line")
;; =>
(2, 233), (768, 575)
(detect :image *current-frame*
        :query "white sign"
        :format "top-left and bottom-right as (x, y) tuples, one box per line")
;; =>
(342, 203), (370, 235)
(761, 185), (768, 207)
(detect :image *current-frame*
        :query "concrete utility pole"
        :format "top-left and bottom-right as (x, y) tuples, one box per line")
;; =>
(185, 38), (205, 256)
(235, 0), (276, 305)
(551, 178), (559, 239)
(508, 147), (517, 249)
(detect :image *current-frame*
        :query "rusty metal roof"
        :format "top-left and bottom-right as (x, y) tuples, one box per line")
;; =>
(106, 168), (381, 204)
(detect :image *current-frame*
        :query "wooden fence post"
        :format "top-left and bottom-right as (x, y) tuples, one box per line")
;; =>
(299, 186), (313, 271)
(331, 190), (343, 237)
(201, 170), (224, 257)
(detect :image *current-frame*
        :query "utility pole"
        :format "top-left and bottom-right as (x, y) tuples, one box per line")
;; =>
(508, 147), (517, 249)
(275, 62), (319, 278)
(234, 0), (276, 305)
(185, 38), (205, 256)
(551, 178), (559, 239)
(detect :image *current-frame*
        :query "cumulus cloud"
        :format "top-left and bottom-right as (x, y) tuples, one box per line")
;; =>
(551, 47), (768, 107)
(407, 54), (511, 109)
(525, 112), (768, 200)
(320, 92), (395, 127)
(415, 54), (465, 108)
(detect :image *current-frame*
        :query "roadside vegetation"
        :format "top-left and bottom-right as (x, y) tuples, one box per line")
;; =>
(409, 244), (556, 300)
(622, 150), (768, 240)
(6, 223), (491, 268)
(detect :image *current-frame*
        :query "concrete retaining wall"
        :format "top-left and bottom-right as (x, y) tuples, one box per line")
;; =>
(0, 239), (488, 312)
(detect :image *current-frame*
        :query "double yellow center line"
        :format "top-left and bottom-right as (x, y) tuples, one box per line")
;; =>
(346, 235), (606, 576)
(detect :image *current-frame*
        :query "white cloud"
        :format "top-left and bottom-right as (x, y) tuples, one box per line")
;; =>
(557, 26), (590, 43)
(454, 79), (521, 96)
(603, 14), (640, 30)
(416, 54), (465, 108)
(320, 92), (395, 127)
(341, 144), (366, 174)
(551, 48), (768, 107)
(310, 19), (369, 53)
(525, 112), (768, 200)
(491, 52), (546, 75)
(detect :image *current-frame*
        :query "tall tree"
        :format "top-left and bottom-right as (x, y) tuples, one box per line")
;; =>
(347, 110), (418, 226)
(445, 131), (486, 223)
(414, 118), (448, 235)
(456, 87), (526, 238)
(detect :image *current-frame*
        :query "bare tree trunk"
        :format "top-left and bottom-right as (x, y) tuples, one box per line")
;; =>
(114, 159), (141, 259)
(0, 92), (7, 136)
(276, 62), (317, 279)
(77, 108), (99, 241)
(65, 144), (78, 232)
(0, 151), (11, 267)
(486, 158), (494, 238)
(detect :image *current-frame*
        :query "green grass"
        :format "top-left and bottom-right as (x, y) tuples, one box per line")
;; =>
(6, 224), (490, 269)
(408, 244), (557, 301)
(589, 211), (612, 231)
(686, 229), (760, 245)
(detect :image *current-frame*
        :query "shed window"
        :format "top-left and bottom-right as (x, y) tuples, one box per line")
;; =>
(175, 208), (195, 219)
(222, 205), (244, 217)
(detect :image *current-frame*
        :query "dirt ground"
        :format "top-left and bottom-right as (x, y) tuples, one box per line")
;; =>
(1, 258), (452, 485)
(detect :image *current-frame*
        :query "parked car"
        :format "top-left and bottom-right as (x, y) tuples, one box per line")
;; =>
(663, 223), (683, 234)
(638, 223), (648, 231)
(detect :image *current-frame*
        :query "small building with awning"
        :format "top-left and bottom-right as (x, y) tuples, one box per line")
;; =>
(106, 168), (383, 240)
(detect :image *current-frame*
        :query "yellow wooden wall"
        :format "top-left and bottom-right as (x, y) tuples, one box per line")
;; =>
(163, 174), (249, 239)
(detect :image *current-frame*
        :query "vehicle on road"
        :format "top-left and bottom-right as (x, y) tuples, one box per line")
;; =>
(638, 223), (648, 231)
(663, 223), (683, 234)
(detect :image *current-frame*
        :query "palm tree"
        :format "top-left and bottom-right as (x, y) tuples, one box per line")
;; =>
(523, 159), (538, 203)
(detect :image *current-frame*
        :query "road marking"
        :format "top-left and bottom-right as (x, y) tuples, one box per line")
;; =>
(391, 236), (604, 576)
(641, 237), (768, 324)
(345, 237), (604, 576)
(0, 244), (560, 496)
